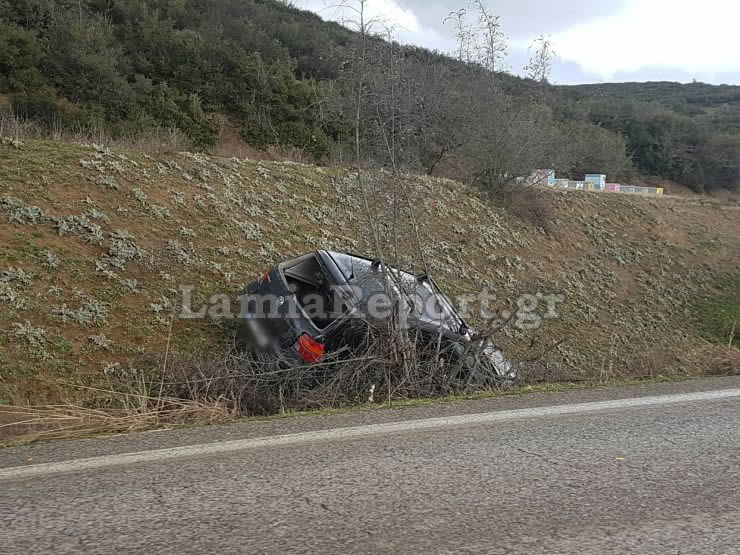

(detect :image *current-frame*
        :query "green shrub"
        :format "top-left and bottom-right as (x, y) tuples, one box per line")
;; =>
(0, 23), (43, 94)
(692, 274), (740, 347)
(144, 86), (218, 148)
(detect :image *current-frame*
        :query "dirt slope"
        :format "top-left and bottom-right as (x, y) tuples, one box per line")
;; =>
(1, 139), (738, 404)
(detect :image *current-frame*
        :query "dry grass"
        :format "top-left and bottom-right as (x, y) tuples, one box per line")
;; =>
(0, 137), (738, 422)
(591, 334), (740, 382)
(0, 308), (736, 446)
(0, 113), (192, 154)
(0, 392), (234, 445)
(0, 112), (317, 162)
(0, 340), (504, 445)
(4, 339), (735, 446)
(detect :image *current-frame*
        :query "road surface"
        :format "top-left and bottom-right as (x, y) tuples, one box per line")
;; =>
(1, 377), (739, 554)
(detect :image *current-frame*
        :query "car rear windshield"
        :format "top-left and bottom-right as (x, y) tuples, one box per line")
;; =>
(334, 258), (461, 331)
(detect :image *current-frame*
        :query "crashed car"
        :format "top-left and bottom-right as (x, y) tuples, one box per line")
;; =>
(237, 251), (515, 383)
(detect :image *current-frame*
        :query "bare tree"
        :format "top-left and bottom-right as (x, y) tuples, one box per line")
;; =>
(470, 0), (508, 84)
(443, 8), (474, 63)
(524, 34), (555, 83)
(328, 1), (423, 376)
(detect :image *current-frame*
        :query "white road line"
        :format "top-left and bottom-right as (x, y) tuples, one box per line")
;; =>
(2, 388), (739, 480)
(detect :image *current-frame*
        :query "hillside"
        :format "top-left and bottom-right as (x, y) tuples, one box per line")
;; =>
(1, 0), (738, 192)
(566, 81), (740, 116)
(1, 139), (738, 406)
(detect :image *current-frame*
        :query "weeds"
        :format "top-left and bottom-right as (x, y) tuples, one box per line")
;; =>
(54, 215), (105, 245)
(38, 250), (61, 269)
(0, 283), (25, 308)
(106, 229), (147, 268)
(119, 278), (140, 293)
(89, 334), (114, 351)
(96, 175), (119, 190)
(1, 197), (46, 225)
(1, 136), (25, 148)
(692, 273), (740, 348)
(1, 267), (32, 285)
(10, 321), (46, 347)
(53, 297), (110, 326)
(9, 321), (50, 359)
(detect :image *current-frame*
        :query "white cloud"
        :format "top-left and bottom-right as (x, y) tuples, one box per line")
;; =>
(537, 0), (740, 80)
(295, 0), (455, 52)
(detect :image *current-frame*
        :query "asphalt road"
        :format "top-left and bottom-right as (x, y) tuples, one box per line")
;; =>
(1, 377), (739, 554)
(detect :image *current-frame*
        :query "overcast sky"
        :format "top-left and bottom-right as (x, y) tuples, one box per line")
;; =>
(293, 0), (740, 85)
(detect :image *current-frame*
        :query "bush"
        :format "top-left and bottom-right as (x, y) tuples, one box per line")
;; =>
(43, 12), (134, 117)
(692, 273), (740, 347)
(482, 181), (554, 234)
(144, 86), (219, 148)
(0, 23), (43, 94)
(161, 322), (511, 416)
(558, 120), (635, 182)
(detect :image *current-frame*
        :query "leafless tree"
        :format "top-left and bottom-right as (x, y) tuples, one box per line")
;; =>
(444, 8), (474, 63)
(328, 1), (428, 374)
(524, 34), (555, 83)
(470, 0), (508, 84)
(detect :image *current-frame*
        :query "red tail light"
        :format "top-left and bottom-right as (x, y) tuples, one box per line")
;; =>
(295, 334), (324, 363)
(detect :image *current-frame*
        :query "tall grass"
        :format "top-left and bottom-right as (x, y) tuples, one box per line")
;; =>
(0, 113), (193, 155)
(0, 112), (315, 161)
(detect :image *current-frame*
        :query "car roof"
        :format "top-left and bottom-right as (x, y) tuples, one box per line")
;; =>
(318, 251), (465, 333)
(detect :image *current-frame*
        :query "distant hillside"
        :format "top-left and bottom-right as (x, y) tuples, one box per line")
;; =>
(565, 81), (740, 116)
(563, 81), (740, 140)
(555, 81), (740, 187)
(1, 139), (738, 405)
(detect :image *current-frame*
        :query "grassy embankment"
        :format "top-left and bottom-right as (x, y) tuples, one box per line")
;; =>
(1, 139), (738, 412)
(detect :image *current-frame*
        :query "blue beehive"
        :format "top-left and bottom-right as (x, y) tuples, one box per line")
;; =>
(585, 174), (606, 191)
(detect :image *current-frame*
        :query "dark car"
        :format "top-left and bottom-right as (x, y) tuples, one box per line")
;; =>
(237, 251), (515, 383)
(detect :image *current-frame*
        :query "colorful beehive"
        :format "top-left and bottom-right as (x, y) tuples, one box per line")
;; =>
(530, 169), (556, 186)
(616, 184), (663, 196)
(585, 174), (607, 191)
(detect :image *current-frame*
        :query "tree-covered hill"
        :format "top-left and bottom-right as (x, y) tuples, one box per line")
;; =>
(1, 0), (737, 192)
(566, 81), (740, 116)
(556, 82), (740, 188)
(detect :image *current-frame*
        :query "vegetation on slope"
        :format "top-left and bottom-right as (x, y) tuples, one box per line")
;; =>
(566, 81), (740, 117)
(1, 0), (737, 192)
(1, 139), (738, 407)
(556, 85), (740, 190)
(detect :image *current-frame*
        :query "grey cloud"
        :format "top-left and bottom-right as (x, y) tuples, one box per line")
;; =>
(505, 47), (602, 84)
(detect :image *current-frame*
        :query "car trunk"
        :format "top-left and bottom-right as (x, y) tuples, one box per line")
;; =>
(280, 253), (347, 331)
